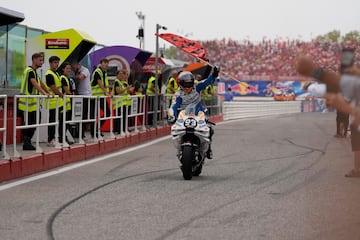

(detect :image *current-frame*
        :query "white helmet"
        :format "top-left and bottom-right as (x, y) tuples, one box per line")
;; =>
(178, 71), (195, 89)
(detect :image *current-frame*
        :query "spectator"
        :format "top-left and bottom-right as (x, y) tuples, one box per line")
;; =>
(18, 52), (49, 150)
(224, 87), (234, 102)
(146, 71), (159, 95)
(112, 69), (134, 134)
(146, 71), (160, 126)
(165, 70), (179, 106)
(201, 83), (216, 115)
(60, 61), (75, 144)
(133, 77), (144, 127)
(297, 56), (360, 178)
(194, 74), (202, 82)
(45, 55), (64, 146)
(90, 58), (111, 138)
(175, 38), (359, 79)
(71, 60), (91, 139)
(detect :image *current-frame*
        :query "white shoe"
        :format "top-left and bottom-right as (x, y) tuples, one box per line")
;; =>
(47, 139), (55, 147)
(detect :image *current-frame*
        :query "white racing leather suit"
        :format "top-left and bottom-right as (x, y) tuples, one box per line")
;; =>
(168, 74), (216, 159)
(168, 74), (215, 117)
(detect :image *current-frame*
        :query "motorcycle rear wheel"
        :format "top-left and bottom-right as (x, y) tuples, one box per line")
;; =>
(181, 145), (193, 180)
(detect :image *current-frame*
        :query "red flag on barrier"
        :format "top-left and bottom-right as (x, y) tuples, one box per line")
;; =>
(156, 33), (208, 61)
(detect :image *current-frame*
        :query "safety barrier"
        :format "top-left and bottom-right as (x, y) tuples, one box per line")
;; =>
(13, 95), (61, 157)
(0, 95), (9, 159)
(222, 99), (301, 120)
(12, 94), (148, 155)
(0, 93), (222, 159)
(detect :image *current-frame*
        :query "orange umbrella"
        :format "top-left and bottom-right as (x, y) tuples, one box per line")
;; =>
(182, 62), (212, 79)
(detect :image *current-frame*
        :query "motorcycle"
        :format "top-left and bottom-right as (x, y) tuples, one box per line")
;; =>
(170, 105), (212, 180)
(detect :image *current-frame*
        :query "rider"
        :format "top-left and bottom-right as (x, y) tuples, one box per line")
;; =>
(167, 66), (219, 159)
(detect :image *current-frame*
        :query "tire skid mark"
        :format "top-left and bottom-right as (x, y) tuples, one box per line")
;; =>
(46, 167), (178, 240)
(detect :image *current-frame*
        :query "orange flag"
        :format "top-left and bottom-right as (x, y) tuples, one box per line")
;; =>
(156, 33), (208, 61)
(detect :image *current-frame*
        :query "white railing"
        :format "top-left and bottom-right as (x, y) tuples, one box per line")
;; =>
(60, 95), (97, 146)
(11, 94), (149, 155)
(13, 95), (61, 157)
(127, 95), (146, 133)
(0, 95), (9, 159)
(2, 93), (222, 159)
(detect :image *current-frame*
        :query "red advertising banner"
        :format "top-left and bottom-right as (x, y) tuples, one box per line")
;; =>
(45, 38), (69, 49)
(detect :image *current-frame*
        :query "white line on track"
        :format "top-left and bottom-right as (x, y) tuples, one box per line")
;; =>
(0, 135), (171, 191)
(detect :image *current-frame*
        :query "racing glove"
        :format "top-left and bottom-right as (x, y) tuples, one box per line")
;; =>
(212, 66), (220, 78)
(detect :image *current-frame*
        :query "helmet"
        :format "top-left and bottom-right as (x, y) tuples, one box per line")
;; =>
(178, 71), (195, 89)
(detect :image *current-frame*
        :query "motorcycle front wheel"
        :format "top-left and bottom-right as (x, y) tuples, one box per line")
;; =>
(181, 145), (193, 180)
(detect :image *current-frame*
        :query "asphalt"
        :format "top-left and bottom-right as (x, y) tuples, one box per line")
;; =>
(0, 112), (359, 240)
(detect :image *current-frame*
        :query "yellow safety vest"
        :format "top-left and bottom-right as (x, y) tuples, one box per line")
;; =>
(45, 70), (64, 109)
(112, 79), (132, 108)
(166, 77), (178, 94)
(18, 67), (40, 112)
(60, 75), (71, 111)
(91, 67), (109, 96)
(146, 76), (158, 95)
(202, 84), (216, 101)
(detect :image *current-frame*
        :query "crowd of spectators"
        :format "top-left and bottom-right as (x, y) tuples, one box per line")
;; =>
(175, 38), (360, 79)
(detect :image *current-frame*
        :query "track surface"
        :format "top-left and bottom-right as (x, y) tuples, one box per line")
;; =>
(1, 112), (359, 240)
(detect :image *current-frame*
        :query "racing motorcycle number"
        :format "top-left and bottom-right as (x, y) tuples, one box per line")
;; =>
(184, 118), (197, 128)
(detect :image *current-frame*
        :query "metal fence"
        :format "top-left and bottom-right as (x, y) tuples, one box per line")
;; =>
(3, 94), (222, 158)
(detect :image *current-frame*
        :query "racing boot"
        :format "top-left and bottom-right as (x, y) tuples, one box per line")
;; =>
(206, 145), (213, 159)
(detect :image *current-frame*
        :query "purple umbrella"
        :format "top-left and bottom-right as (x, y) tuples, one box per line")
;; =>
(89, 45), (152, 72)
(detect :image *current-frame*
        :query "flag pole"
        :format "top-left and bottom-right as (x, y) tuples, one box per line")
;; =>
(156, 32), (242, 83)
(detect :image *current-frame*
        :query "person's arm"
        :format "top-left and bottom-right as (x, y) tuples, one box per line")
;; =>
(31, 78), (49, 96)
(50, 84), (63, 97)
(61, 77), (73, 95)
(75, 72), (85, 81)
(97, 79), (109, 96)
(343, 66), (360, 77)
(94, 72), (110, 97)
(196, 66), (218, 92)
(296, 56), (341, 92)
(75, 68), (88, 81)
(168, 93), (181, 117)
(46, 74), (63, 97)
(114, 85), (122, 95)
(116, 83), (133, 95)
(325, 93), (352, 113)
(62, 85), (72, 95)
(196, 75), (215, 92)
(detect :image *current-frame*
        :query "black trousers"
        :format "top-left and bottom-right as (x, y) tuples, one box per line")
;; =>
(19, 110), (37, 141)
(80, 98), (89, 137)
(114, 105), (134, 133)
(114, 106), (125, 133)
(48, 107), (64, 142)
